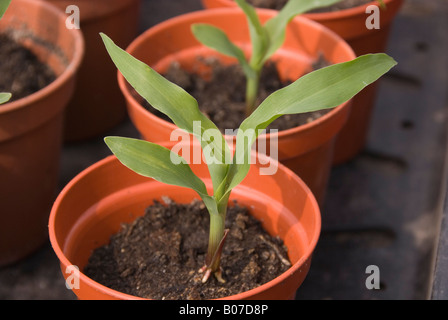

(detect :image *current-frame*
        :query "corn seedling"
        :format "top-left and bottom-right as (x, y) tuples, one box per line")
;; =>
(101, 32), (396, 283)
(191, 0), (346, 116)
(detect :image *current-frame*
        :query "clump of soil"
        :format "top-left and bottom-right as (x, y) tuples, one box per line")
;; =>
(84, 198), (291, 300)
(246, 0), (373, 12)
(143, 55), (331, 133)
(0, 33), (56, 103)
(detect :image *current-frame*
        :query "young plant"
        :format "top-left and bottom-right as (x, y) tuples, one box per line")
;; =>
(101, 33), (396, 283)
(191, 0), (345, 116)
(0, 0), (11, 104)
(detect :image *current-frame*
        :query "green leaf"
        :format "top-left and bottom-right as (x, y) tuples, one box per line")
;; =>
(101, 33), (231, 195)
(234, 0), (269, 69)
(225, 53), (397, 192)
(105, 136), (219, 214)
(0, 0), (11, 20)
(263, 0), (344, 63)
(197, 1), (345, 69)
(191, 24), (255, 78)
(0, 92), (11, 104)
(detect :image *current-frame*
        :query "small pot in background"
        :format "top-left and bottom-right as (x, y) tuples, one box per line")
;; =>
(0, 0), (84, 266)
(40, 0), (141, 142)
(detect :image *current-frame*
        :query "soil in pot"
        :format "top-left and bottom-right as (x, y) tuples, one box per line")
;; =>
(84, 198), (291, 300)
(0, 33), (56, 102)
(142, 56), (331, 132)
(246, 0), (372, 11)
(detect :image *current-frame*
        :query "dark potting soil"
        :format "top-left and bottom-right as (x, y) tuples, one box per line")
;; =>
(0, 34), (56, 103)
(143, 56), (331, 133)
(84, 198), (291, 300)
(246, 0), (373, 11)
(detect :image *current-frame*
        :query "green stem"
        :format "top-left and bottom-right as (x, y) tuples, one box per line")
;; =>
(206, 212), (226, 271)
(205, 194), (230, 274)
(245, 69), (261, 117)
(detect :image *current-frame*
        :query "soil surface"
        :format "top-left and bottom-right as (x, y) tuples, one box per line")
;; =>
(0, 34), (56, 103)
(84, 198), (291, 300)
(246, 0), (373, 11)
(144, 56), (331, 133)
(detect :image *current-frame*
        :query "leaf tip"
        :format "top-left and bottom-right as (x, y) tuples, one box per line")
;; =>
(104, 136), (119, 149)
(99, 32), (108, 42)
(191, 23), (200, 31)
(100, 33), (115, 52)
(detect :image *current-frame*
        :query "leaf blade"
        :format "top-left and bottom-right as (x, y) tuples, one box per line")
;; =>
(105, 136), (207, 194)
(0, 92), (11, 104)
(263, 0), (345, 62)
(191, 24), (254, 78)
(0, 0), (11, 20)
(247, 54), (397, 129)
(226, 53), (397, 192)
(101, 33), (231, 194)
(234, 0), (269, 68)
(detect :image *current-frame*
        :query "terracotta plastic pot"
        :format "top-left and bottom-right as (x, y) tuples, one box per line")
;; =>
(49, 142), (321, 300)
(200, 0), (404, 163)
(118, 8), (355, 205)
(39, 0), (141, 141)
(0, 0), (84, 266)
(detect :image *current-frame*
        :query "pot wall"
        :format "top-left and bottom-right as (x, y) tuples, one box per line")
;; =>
(0, 0), (84, 266)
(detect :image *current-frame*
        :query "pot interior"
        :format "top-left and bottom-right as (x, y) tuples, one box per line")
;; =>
(0, 3), (75, 77)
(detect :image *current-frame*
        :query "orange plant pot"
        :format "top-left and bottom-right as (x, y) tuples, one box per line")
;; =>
(0, 0), (84, 266)
(49, 142), (321, 300)
(118, 9), (355, 205)
(200, 0), (404, 163)
(39, 0), (141, 142)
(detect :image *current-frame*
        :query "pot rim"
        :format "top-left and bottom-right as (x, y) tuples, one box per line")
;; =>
(204, 0), (400, 19)
(118, 7), (355, 141)
(303, 0), (400, 20)
(0, 0), (84, 115)
(49, 150), (321, 300)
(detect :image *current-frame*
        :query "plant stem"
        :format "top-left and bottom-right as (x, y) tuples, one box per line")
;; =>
(245, 69), (261, 116)
(201, 194), (230, 283)
(206, 211), (227, 271)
